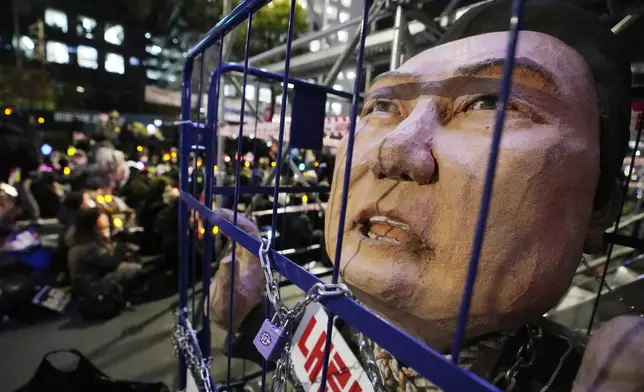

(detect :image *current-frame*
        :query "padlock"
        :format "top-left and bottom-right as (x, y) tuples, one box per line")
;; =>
(253, 318), (287, 361)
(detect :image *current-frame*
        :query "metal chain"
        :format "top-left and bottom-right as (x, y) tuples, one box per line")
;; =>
(353, 329), (387, 392)
(259, 234), (354, 392)
(492, 325), (542, 391)
(172, 309), (215, 392)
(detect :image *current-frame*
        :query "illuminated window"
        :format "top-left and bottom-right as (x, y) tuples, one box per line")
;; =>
(340, 0), (351, 7)
(259, 87), (272, 103)
(339, 11), (350, 23)
(223, 84), (236, 97)
(46, 41), (69, 64)
(309, 40), (320, 52)
(18, 36), (35, 58)
(337, 30), (348, 42)
(327, 6), (338, 19)
(104, 24), (124, 45)
(105, 53), (125, 74)
(76, 16), (96, 39)
(77, 45), (98, 69)
(331, 102), (342, 115)
(245, 85), (256, 100)
(146, 69), (161, 80)
(45, 9), (67, 33)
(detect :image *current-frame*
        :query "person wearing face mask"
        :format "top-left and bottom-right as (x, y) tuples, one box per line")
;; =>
(205, 1), (642, 391)
(66, 208), (142, 315)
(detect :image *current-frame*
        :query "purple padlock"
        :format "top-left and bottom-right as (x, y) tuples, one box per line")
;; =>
(253, 319), (287, 361)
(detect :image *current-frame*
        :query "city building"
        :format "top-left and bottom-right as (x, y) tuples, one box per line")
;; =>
(1, 0), (147, 113)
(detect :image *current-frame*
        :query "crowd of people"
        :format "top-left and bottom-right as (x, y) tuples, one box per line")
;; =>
(0, 111), (335, 320)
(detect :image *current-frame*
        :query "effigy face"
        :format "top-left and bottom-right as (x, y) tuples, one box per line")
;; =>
(326, 31), (602, 350)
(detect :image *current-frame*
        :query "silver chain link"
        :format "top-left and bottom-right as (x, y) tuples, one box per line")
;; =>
(354, 329), (387, 392)
(259, 235), (353, 392)
(172, 309), (215, 392)
(492, 325), (542, 391)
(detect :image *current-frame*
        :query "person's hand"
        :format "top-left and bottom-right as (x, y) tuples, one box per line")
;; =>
(205, 208), (264, 333)
(573, 316), (644, 392)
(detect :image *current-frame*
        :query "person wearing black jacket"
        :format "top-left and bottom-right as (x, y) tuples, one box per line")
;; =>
(66, 208), (141, 300)
(0, 120), (41, 221)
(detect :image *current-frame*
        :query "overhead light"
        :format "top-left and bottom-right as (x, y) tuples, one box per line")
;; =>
(146, 124), (156, 133)
(76, 86), (85, 93)
(145, 32), (151, 39)
(154, 119), (162, 127)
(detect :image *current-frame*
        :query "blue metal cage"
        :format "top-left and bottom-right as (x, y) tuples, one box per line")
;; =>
(173, 0), (642, 391)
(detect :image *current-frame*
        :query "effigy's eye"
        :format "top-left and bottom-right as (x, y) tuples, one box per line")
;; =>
(464, 95), (499, 111)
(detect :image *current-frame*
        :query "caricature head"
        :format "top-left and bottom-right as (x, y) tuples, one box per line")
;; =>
(325, 1), (631, 350)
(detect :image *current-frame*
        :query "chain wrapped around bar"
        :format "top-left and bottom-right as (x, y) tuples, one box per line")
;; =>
(259, 235), (354, 391)
(172, 308), (215, 392)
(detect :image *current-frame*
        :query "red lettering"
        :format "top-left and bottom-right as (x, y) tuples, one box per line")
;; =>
(298, 316), (318, 357)
(347, 380), (363, 392)
(304, 332), (333, 383)
(327, 352), (351, 392)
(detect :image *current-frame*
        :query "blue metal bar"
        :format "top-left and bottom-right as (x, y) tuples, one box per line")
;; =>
(587, 110), (644, 334)
(200, 40), (225, 357)
(210, 185), (330, 196)
(187, 0), (272, 59)
(216, 63), (354, 100)
(191, 55), (206, 325)
(180, 191), (500, 392)
(450, 0), (526, 363)
(177, 57), (195, 392)
(227, 13), (254, 392)
(270, 0), (298, 249)
(319, 1), (372, 390)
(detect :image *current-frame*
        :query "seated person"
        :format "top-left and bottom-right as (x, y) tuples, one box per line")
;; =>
(66, 208), (142, 299)
(205, 1), (642, 391)
(53, 191), (94, 274)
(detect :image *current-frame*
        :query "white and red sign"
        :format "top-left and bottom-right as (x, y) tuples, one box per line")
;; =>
(218, 116), (355, 147)
(291, 303), (373, 392)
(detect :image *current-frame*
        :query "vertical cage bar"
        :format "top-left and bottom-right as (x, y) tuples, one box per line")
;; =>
(201, 41), (225, 357)
(451, 0), (526, 362)
(318, 1), (372, 391)
(191, 55), (206, 324)
(269, 0), (298, 245)
(178, 58), (195, 391)
(227, 13), (254, 391)
(587, 113), (644, 334)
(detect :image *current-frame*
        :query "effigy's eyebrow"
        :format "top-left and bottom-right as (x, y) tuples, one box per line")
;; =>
(455, 57), (561, 95)
(364, 57), (562, 103)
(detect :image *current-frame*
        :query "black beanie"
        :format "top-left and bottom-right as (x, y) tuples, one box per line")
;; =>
(439, 0), (632, 209)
